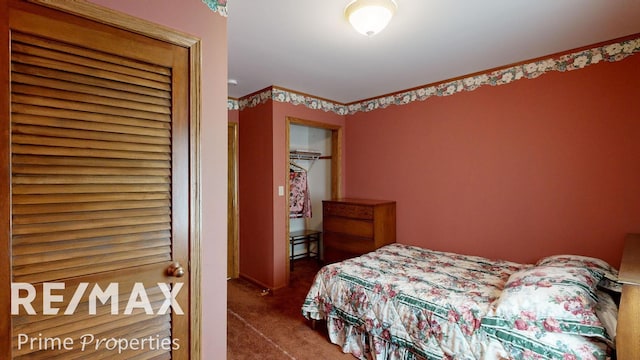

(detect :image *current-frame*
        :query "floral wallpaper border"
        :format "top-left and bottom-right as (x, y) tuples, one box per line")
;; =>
(228, 36), (640, 114)
(201, 0), (227, 17)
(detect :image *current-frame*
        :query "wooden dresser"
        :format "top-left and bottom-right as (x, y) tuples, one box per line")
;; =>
(322, 198), (396, 263)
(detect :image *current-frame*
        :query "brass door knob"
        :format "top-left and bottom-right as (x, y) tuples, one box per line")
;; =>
(167, 262), (185, 278)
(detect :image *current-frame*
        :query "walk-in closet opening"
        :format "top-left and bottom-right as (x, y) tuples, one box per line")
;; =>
(285, 117), (342, 281)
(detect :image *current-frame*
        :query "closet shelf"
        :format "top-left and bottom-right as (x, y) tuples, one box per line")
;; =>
(289, 150), (322, 161)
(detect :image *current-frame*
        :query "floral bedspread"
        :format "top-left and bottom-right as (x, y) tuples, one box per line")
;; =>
(302, 244), (527, 359)
(301, 244), (614, 360)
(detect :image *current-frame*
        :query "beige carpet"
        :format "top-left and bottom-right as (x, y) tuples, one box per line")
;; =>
(227, 259), (354, 360)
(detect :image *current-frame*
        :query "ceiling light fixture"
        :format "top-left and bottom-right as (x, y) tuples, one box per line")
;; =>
(345, 0), (397, 37)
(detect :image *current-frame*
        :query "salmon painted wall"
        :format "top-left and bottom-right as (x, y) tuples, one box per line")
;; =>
(345, 54), (640, 268)
(228, 108), (239, 123)
(88, 0), (228, 356)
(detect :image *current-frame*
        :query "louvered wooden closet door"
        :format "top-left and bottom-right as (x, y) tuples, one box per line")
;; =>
(7, 5), (190, 360)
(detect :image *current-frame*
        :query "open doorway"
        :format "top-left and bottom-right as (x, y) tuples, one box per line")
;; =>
(285, 117), (342, 282)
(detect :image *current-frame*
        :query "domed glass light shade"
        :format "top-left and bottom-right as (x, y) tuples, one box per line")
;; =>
(345, 0), (397, 37)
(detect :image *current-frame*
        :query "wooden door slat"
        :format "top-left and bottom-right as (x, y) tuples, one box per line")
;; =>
(13, 223), (172, 246)
(13, 213), (171, 236)
(12, 63), (172, 100)
(13, 200), (170, 216)
(12, 40), (172, 83)
(14, 310), (170, 355)
(12, 72), (171, 106)
(12, 104), (172, 129)
(11, 52), (171, 91)
(12, 83), (171, 115)
(13, 215), (171, 237)
(12, 32), (171, 76)
(12, 94), (171, 122)
(14, 241), (171, 267)
(12, 144), (171, 161)
(13, 230), (171, 255)
(13, 288), (167, 326)
(12, 175), (170, 185)
(12, 164), (171, 176)
(12, 124), (171, 145)
(12, 132), (171, 151)
(13, 207), (169, 226)
(12, 113), (171, 138)
(13, 192), (170, 205)
(13, 154), (171, 169)
(14, 254), (172, 283)
(13, 183), (170, 195)
(14, 241), (171, 268)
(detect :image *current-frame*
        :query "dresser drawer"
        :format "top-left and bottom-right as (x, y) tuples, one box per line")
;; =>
(323, 247), (354, 264)
(323, 202), (373, 220)
(323, 217), (373, 238)
(322, 199), (396, 263)
(323, 232), (376, 255)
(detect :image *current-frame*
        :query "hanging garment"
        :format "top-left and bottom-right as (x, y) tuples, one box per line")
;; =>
(289, 170), (312, 218)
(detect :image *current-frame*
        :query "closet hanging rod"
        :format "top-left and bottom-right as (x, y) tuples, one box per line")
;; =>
(289, 150), (322, 161)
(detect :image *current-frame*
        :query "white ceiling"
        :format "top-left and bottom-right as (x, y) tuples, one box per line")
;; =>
(227, 0), (640, 104)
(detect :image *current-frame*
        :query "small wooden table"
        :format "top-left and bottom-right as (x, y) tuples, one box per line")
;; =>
(289, 230), (321, 271)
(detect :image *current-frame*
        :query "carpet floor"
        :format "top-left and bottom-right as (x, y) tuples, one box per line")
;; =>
(227, 258), (354, 360)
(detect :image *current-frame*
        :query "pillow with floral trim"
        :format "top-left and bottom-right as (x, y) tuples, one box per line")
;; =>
(536, 254), (622, 292)
(482, 289), (618, 359)
(487, 265), (612, 343)
(481, 320), (611, 360)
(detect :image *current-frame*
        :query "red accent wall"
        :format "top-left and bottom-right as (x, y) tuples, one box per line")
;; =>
(344, 55), (640, 267)
(238, 101), (275, 287)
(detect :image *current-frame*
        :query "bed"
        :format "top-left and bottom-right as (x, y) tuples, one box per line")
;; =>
(302, 234), (640, 360)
